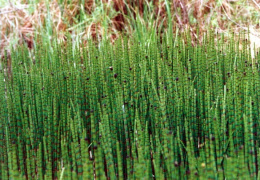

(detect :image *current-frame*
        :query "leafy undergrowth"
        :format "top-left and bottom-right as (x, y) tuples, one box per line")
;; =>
(0, 30), (260, 179)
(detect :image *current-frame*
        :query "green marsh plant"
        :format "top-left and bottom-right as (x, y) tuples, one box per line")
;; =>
(0, 29), (260, 179)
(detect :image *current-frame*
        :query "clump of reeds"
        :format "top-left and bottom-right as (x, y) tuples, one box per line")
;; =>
(0, 29), (259, 179)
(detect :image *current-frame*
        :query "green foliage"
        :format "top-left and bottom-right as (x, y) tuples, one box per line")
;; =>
(0, 29), (260, 179)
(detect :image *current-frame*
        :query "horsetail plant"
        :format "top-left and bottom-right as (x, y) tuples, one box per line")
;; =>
(0, 29), (260, 179)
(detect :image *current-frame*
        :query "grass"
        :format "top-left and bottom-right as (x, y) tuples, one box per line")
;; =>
(1, 0), (260, 57)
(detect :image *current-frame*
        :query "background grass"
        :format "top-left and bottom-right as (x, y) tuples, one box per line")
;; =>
(1, 0), (260, 59)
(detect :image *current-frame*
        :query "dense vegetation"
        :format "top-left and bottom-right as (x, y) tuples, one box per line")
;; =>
(0, 30), (260, 179)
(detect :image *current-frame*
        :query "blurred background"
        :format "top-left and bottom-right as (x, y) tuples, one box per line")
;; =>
(1, 0), (260, 57)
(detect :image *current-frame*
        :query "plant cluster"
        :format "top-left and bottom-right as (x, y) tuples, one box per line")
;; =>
(0, 30), (260, 179)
